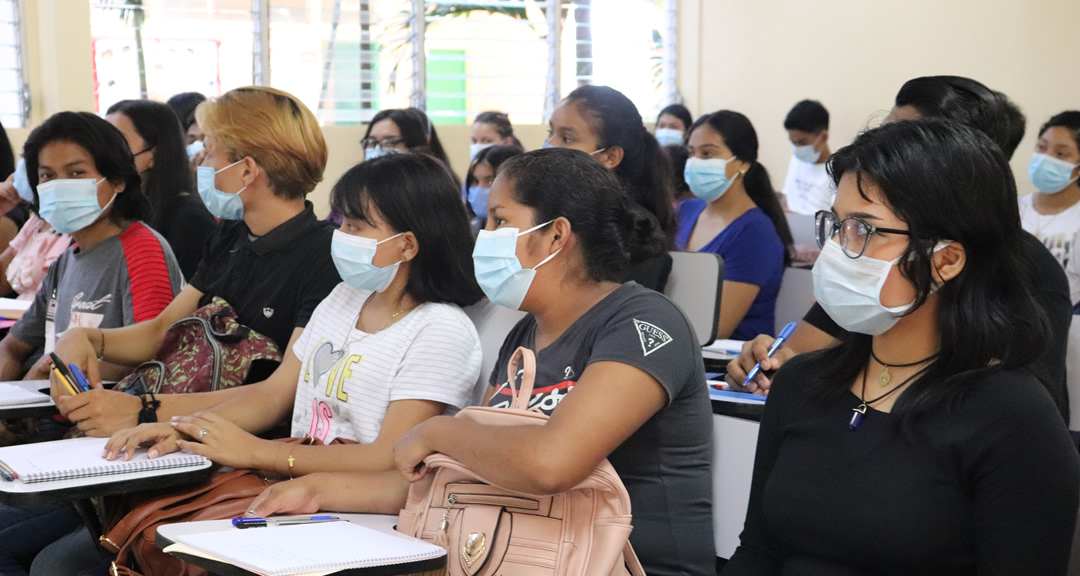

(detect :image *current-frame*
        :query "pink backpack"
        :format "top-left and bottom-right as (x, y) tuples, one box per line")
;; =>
(396, 347), (647, 576)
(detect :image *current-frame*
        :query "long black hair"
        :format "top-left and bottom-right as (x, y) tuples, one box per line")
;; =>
(498, 148), (669, 283)
(690, 111), (793, 264)
(810, 118), (1054, 421)
(23, 111), (148, 225)
(107, 99), (192, 230)
(330, 153), (483, 307)
(564, 85), (676, 244)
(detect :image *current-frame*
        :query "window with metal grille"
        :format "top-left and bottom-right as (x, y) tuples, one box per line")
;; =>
(86, 0), (678, 125)
(89, 0), (256, 114)
(0, 0), (28, 128)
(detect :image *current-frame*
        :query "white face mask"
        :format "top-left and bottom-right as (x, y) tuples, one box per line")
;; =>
(812, 238), (950, 335)
(793, 142), (821, 164)
(470, 142), (493, 160)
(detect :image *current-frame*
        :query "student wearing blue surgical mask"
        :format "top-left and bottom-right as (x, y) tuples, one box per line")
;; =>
(1019, 112), (1080, 288)
(724, 118), (1079, 576)
(678, 111), (792, 340)
(546, 85), (676, 291)
(463, 144), (523, 233)
(780, 99), (832, 215)
(0, 111), (183, 387)
(654, 104), (692, 147)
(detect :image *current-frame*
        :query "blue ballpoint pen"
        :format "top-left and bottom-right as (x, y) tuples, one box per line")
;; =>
(68, 363), (92, 392)
(232, 515), (342, 529)
(744, 322), (798, 385)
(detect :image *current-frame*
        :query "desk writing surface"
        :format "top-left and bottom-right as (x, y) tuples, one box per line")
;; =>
(0, 459), (213, 505)
(0, 380), (56, 419)
(157, 514), (446, 576)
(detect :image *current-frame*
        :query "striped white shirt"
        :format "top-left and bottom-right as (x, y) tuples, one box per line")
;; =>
(291, 283), (482, 444)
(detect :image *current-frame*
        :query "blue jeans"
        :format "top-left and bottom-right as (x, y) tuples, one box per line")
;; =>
(30, 526), (110, 576)
(0, 500), (81, 576)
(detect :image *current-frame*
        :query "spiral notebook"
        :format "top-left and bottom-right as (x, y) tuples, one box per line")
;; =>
(0, 437), (210, 484)
(0, 382), (51, 406)
(167, 521), (447, 576)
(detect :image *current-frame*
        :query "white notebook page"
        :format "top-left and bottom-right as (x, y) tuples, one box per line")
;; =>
(0, 437), (208, 483)
(174, 521), (446, 576)
(0, 383), (50, 406)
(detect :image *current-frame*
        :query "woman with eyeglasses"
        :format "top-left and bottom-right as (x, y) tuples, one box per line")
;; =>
(722, 119), (1080, 575)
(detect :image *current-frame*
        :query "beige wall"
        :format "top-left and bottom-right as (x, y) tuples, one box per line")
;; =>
(677, 0), (1080, 193)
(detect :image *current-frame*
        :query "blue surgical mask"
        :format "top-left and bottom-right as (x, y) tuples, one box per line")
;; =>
(365, 146), (389, 161)
(467, 186), (490, 218)
(654, 128), (684, 147)
(541, 139), (554, 149)
(331, 230), (405, 293)
(186, 140), (205, 161)
(472, 221), (560, 310)
(197, 160), (247, 220)
(793, 143), (821, 164)
(1029, 153), (1080, 194)
(685, 156), (739, 202)
(470, 143), (493, 160)
(13, 158), (34, 203)
(37, 177), (113, 234)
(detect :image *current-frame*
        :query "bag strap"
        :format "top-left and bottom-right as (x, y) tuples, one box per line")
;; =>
(505, 347), (537, 410)
(623, 541), (647, 576)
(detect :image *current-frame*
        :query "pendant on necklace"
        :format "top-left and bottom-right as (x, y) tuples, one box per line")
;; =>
(849, 404), (867, 431)
(878, 366), (891, 387)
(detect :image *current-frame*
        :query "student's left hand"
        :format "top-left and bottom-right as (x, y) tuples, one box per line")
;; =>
(171, 412), (263, 469)
(246, 475), (323, 518)
(393, 417), (444, 483)
(57, 390), (141, 436)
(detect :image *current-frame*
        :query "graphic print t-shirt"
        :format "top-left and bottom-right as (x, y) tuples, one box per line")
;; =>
(291, 283), (482, 444)
(782, 155), (834, 215)
(1019, 192), (1080, 270)
(486, 282), (716, 576)
(11, 222), (182, 353)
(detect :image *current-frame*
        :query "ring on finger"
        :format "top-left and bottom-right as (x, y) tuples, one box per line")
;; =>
(198, 429), (208, 440)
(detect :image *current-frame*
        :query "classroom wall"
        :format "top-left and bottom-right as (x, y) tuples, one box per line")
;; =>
(676, 0), (1080, 195)
(13, 0), (1080, 216)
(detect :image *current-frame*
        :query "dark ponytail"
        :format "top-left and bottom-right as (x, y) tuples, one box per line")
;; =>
(691, 111), (793, 264)
(498, 148), (667, 283)
(565, 85), (676, 246)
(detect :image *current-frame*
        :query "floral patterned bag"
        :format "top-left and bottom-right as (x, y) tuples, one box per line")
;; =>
(113, 297), (283, 396)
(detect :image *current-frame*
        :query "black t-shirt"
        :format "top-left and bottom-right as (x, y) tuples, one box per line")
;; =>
(724, 352), (1080, 576)
(487, 282), (715, 576)
(155, 193), (217, 280)
(190, 202), (340, 350)
(803, 231), (1072, 423)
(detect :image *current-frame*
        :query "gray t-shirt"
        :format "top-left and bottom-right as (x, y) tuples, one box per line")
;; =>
(487, 282), (716, 576)
(12, 222), (183, 354)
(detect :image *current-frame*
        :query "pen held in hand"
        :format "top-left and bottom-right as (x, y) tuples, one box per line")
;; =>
(744, 322), (798, 386)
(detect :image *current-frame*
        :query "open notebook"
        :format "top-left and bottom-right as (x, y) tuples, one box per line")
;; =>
(165, 521), (446, 576)
(0, 382), (51, 406)
(0, 298), (33, 320)
(0, 437), (209, 484)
